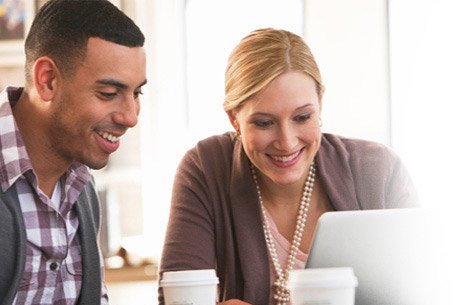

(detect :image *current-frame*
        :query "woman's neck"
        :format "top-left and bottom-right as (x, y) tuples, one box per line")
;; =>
(256, 173), (305, 210)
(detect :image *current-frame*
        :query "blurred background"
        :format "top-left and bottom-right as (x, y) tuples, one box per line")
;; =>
(1, 0), (455, 304)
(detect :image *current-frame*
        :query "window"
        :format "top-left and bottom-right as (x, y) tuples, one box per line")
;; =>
(185, 0), (304, 141)
(389, 0), (456, 211)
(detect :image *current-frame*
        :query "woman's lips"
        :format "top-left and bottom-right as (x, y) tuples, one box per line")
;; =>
(267, 148), (304, 168)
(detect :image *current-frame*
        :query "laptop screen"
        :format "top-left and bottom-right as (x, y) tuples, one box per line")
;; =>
(305, 208), (456, 305)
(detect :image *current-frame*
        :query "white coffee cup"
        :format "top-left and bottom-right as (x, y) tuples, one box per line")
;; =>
(160, 269), (219, 305)
(288, 267), (358, 305)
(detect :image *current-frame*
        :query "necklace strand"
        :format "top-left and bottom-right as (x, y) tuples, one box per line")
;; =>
(251, 162), (316, 305)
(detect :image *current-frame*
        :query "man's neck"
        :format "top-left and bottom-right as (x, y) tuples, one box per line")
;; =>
(12, 90), (69, 197)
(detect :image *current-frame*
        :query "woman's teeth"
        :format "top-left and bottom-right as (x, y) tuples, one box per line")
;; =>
(271, 150), (300, 162)
(98, 131), (119, 143)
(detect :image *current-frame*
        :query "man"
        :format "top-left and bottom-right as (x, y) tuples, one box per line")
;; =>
(0, 0), (147, 304)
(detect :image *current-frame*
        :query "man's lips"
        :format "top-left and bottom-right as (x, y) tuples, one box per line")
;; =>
(96, 130), (120, 143)
(95, 130), (122, 154)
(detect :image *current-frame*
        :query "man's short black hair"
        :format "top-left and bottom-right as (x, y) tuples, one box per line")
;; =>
(24, 0), (145, 83)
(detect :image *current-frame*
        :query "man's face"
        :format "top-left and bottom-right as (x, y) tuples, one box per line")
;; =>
(48, 37), (147, 169)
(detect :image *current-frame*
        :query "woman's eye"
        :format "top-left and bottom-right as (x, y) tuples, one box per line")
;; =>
(295, 113), (311, 122)
(253, 120), (273, 128)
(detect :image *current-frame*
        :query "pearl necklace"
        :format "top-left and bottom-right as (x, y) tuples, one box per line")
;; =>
(251, 162), (316, 305)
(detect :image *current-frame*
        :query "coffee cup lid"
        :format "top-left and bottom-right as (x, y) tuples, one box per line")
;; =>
(160, 269), (219, 287)
(289, 267), (358, 289)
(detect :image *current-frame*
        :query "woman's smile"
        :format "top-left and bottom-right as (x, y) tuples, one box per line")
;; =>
(267, 147), (304, 168)
(231, 71), (321, 186)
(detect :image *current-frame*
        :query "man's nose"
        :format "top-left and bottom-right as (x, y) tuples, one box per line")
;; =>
(113, 96), (139, 128)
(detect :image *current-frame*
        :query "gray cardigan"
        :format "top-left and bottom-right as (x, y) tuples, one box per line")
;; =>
(159, 132), (419, 305)
(0, 179), (102, 305)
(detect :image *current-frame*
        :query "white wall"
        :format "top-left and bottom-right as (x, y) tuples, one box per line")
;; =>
(130, 0), (189, 259)
(389, 0), (456, 210)
(304, 0), (390, 145)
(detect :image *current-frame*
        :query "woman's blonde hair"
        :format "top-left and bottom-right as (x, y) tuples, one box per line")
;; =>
(224, 28), (324, 112)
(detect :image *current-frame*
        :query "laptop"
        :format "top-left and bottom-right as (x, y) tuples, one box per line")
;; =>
(305, 208), (456, 305)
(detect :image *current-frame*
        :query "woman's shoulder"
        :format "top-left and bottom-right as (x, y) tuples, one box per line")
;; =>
(319, 133), (404, 181)
(179, 132), (237, 171)
(187, 132), (236, 159)
(194, 132), (236, 150)
(319, 133), (418, 209)
(321, 133), (399, 163)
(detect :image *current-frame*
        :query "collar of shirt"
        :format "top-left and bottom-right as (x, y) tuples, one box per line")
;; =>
(0, 87), (92, 203)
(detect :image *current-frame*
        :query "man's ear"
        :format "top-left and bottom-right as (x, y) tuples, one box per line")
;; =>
(226, 110), (240, 134)
(33, 56), (60, 101)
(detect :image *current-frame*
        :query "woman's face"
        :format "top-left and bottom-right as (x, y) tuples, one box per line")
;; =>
(229, 71), (321, 188)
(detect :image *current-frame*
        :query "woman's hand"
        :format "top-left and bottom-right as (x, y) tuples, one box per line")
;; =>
(218, 299), (253, 305)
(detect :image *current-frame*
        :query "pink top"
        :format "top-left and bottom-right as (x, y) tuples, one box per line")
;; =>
(263, 208), (308, 305)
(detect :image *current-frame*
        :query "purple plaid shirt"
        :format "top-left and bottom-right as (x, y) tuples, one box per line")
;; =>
(0, 87), (108, 305)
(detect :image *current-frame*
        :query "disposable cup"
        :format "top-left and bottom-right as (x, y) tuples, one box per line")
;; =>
(160, 269), (219, 305)
(288, 267), (358, 305)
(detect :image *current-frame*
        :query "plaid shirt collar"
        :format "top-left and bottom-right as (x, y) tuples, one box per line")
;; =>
(0, 87), (91, 195)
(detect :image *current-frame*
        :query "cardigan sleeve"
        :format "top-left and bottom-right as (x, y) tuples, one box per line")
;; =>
(158, 133), (258, 304)
(158, 147), (218, 305)
(160, 148), (217, 268)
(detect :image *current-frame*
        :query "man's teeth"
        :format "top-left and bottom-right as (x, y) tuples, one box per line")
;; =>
(271, 151), (300, 162)
(98, 131), (119, 143)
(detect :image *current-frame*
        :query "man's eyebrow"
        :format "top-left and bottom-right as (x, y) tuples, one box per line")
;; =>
(138, 79), (148, 88)
(96, 78), (148, 90)
(96, 79), (128, 90)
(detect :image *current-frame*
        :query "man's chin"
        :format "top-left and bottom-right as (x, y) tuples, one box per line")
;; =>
(85, 158), (109, 170)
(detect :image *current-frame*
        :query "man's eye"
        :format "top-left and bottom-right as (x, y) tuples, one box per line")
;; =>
(253, 120), (273, 128)
(133, 91), (143, 98)
(99, 92), (117, 99)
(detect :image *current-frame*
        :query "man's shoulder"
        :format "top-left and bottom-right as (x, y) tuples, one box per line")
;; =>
(0, 86), (24, 105)
(77, 176), (100, 211)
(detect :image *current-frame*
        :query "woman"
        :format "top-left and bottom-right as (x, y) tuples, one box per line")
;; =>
(158, 28), (418, 305)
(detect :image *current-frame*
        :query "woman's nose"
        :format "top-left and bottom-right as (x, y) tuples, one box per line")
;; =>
(273, 124), (299, 151)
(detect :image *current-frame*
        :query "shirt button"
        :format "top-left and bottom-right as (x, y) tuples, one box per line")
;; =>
(50, 262), (59, 271)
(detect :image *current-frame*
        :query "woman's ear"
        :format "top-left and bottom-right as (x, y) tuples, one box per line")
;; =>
(226, 110), (240, 134)
(33, 56), (60, 101)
